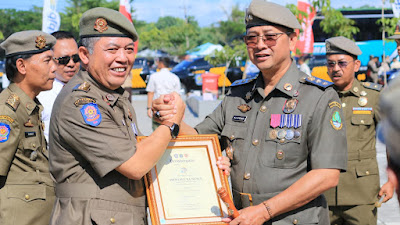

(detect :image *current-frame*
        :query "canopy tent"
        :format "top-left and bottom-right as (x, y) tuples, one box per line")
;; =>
(136, 49), (169, 58)
(186, 42), (223, 59)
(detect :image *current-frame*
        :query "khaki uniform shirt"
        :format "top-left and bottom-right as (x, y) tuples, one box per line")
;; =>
(49, 71), (146, 225)
(195, 61), (348, 225)
(0, 83), (55, 225)
(325, 79), (381, 206)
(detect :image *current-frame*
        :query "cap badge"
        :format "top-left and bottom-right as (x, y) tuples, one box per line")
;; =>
(94, 18), (108, 33)
(35, 35), (46, 49)
(326, 42), (331, 52)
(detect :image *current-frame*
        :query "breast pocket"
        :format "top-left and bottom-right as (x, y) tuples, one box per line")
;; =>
(21, 137), (41, 161)
(221, 124), (247, 165)
(351, 114), (374, 140)
(262, 128), (304, 169)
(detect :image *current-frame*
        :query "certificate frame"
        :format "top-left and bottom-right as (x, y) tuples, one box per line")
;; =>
(137, 134), (232, 225)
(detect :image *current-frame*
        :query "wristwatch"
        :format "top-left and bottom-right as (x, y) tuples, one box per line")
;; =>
(161, 121), (179, 139)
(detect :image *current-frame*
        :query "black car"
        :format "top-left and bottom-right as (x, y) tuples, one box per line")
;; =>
(171, 57), (243, 93)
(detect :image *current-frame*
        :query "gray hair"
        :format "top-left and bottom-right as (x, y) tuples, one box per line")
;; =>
(80, 37), (100, 54)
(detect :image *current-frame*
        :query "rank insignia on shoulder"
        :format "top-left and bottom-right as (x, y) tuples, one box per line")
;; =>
(80, 103), (102, 127)
(6, 94), (20, 111)
(0, 123), (11, 143)
(231, 76), (258, 87)
(74, 97), (96, 107)
(305, 76), (333, 89)
(330, 111), (343, 130)
(73, 82), (91, 92)
(0, 115), (14, 123)
(362, 82), (382, 91)
(329, 101), (342, 109)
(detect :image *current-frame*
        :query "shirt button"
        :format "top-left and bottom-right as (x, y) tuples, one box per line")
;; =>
(342, 103), (346, 108)
(366, 171), (370, 175)
(276, 150), (284, 160)
(260, 105), (267, 112)
(361, 120), (365, 124)
(244, 173), (251, 180)
(24, 194), (30, 200)
(252, 139), (259, 146)
(110, 217), (116, 224)
(293, 219), (298, 224)
(32, 143), (36, 148)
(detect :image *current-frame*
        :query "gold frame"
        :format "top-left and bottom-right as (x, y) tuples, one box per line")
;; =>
(137, 134), (232, 225)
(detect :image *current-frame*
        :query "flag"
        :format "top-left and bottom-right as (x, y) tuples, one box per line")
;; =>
(295, 0), (315, 54)
(119, 0), (139, 54)
(42, 0), (60, 34)
(393, 0), (400, 18)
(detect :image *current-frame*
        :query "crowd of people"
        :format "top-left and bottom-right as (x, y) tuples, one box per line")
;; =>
(0, 0), (400, 225)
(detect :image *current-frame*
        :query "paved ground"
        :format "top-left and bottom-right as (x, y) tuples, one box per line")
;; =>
(131, 94), (400, 224)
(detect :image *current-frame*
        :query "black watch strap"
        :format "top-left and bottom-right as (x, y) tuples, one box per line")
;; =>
(161, 121), (179, 139)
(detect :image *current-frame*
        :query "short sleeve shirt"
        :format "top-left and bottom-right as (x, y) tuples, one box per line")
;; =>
(146, 68), (181, 99)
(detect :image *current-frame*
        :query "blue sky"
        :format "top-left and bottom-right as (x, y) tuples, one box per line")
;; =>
(0, 0), (393, 27)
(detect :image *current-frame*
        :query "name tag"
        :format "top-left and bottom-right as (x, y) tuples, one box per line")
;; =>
(25, 131), (36, 138)
(232, 115), (247, 123)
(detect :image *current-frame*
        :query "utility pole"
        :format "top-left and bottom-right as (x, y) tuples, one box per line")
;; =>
(382, 0), (388, 86)
(180, 0), (190, 49)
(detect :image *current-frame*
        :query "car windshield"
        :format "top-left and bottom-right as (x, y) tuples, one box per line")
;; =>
(172, 60), (193, 72)
(133, 58), (147, 68)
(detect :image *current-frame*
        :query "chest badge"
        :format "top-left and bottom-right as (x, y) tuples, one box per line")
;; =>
(358, 97), (368, 107)
(284, 83), (293, 91)
(24, 118), (34, 127)
(360, 91), (367, 96)
(237, 104), (251, 113)
(283, 99), (298, 114)
(245, 92), (252, 100)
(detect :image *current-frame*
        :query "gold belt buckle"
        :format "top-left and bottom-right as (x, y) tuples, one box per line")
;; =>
(240, 192), (253, 206)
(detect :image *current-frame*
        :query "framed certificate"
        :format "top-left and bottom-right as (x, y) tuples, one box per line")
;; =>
(137, 134), (233, 225)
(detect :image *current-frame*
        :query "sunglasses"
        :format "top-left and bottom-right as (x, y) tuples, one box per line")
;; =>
(326, 60), (354, 69)
(243, 32), (292, 47)
(54, 54), (80, 65)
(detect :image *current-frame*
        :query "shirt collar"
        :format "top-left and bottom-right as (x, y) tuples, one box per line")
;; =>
(254, 60), (302, 99)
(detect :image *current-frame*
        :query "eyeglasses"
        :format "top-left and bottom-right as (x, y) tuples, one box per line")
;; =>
(243, 32), (292, 47)
(54, 54), (80, 65)
(326, 60), (354, 69)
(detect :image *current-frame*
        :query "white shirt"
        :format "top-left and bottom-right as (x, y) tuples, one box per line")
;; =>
(300, 63), (311, 76)
(37, 78), (64, 143)
(146, 68), (181, 99)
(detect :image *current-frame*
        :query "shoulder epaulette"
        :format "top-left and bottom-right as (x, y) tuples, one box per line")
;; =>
(231, 75), (258, 87)
(5, 94), (20, 111)
(72, 82), (91, 92)
(362, 82), (382, 91)
(304, 76), (333, 89)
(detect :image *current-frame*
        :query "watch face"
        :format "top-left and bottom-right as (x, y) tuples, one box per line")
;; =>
(171, 123), (180, 138)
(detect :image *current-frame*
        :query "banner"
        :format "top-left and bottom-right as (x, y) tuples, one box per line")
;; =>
(119, 0), (139, 55)
(42, 0), (60, 34)
(295, 0), (315, 54)
(393, 0), (400, 18)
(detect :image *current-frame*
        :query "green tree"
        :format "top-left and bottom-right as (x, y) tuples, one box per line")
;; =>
(0, 7), (42, 39)
(60, 0), (120, 37)
(216, 4), (245, 45)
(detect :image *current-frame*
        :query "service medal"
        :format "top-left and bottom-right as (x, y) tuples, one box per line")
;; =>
(358, 97), (368, 107)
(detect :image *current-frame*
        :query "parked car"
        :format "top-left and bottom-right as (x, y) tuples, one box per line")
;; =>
(171, 57), (243, 93)
(133, 57), (155, 83)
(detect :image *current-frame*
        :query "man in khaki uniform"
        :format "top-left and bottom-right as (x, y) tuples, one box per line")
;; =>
(0, 31), (57, 225)
(47, 7), (215, 225)
(379, 77), (400, 205)
(154, 0), (347, 224)
(324, 36), (394, 225)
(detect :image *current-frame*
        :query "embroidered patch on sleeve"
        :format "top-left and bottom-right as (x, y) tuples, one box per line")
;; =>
(0, 123), (11, 143)
(330, 111), (343, 130)
(80, 103), (102, 127)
